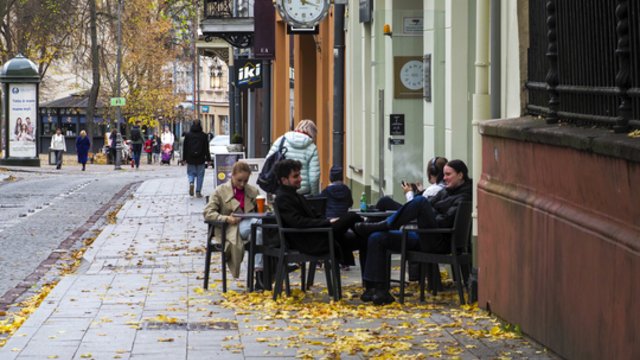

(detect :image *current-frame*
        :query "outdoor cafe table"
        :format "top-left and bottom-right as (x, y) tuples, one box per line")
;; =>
(232, 212), (277, 291)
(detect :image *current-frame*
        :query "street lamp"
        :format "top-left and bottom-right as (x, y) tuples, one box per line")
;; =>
(210, 61), (222, 89)
(113, 0), (124, 170)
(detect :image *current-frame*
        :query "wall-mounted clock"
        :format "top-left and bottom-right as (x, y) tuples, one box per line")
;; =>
(276, 0), (330, 28)
(394, 56), (424, 99)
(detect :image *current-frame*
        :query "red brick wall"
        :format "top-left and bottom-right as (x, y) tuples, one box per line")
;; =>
(478, 135), (640, 360)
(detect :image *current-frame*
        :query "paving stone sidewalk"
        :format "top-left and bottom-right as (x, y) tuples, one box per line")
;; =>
(0, 175), (558, 359)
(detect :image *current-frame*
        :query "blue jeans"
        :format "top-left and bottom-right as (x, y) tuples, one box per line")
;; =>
(187, 164), (206, 192)
(364, 196), (441, 283)
(132, 144), (142, 168)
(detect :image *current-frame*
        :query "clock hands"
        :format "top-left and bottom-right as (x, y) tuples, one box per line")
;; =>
(300, 0), (319, 7)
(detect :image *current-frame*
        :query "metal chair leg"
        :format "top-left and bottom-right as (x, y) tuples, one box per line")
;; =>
(204, 228), (213, 290)
(300, 262), (307, 291)
(324, 260), (333, 297)
(221, 232), (227, 293)
(272, 254), (286, 300)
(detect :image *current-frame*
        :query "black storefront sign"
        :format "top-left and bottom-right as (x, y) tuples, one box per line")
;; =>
(390, 114), (405, 136)
(359, 0), (372, 23)
(236, 59), (263, 89)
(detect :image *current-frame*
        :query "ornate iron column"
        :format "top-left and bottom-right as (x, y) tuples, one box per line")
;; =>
(545, 0), (559, 124)
(614, 0), (631, 133)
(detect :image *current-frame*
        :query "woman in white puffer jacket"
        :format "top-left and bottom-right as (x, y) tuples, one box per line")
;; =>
(267, 119), (320, 195)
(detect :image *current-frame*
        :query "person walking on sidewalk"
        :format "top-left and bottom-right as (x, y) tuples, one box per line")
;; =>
(130, 121), (143, 169)
(183, 120), (211, 197)
(75, 130), (91, 171)
(152, 135), (161, 164)
(50, 127), (66, 170)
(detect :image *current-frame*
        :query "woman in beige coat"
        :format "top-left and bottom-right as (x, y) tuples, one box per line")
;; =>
(203, 161), (258, 279)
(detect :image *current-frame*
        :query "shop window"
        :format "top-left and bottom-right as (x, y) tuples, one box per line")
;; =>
(42, 115), (58, 136)
(61, 115), (78, 137)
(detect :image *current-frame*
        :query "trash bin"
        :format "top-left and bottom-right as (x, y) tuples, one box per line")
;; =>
(48, 150), (56, 165)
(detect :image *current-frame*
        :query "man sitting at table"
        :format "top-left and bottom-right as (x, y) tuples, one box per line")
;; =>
(274, 159), (366, 271)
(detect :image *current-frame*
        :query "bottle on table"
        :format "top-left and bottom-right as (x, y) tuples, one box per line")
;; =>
(359, 192), (367, 212)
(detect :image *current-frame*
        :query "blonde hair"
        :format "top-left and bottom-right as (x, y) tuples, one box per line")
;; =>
(295, 119), (317, 140)
(232, 161), (251, 175)
(80, 130), (87, 136)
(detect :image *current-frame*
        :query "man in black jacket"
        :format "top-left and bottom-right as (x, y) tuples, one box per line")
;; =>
(274, 160), (365, 268)
(182, 121), (211, 197)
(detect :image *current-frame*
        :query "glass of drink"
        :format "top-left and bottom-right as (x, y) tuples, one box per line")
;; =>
(256, 195), (265, 213)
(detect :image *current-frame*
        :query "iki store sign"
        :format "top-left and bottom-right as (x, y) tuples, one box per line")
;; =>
(236, 59), (262, 89)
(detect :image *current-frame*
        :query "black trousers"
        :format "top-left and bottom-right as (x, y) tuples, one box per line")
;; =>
(288, 212), (366, 267)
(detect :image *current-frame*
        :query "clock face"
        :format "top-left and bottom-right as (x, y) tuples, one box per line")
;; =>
(399, 60), (424, 90)
(278, 0), (329, 27)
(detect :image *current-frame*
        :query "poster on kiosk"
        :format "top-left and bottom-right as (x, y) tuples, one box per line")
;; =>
(8, 84), (37, 158)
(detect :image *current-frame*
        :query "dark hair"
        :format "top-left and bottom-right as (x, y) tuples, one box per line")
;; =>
(275, 159), (302, 183)
(329, 165), (343, 182)
(445, 159), (471, 182)
(427, 156), (448, 183)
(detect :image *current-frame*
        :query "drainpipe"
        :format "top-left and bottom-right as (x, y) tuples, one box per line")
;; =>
(332, 1), (346, 168)
(471, 0), (491, 265)
(261, 60), (272, 156)
(490, 0), (501, 119)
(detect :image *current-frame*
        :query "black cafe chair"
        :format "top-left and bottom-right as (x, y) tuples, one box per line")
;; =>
(398, 201), (473, 305)
(203, 219), (229, 292)
(264, 201), (342, 301)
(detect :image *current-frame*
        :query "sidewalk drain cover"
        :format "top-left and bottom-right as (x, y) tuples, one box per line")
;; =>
(142, 321), (237, 331)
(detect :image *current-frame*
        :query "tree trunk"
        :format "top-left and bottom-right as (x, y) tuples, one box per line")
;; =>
(86, 0), (100, 153)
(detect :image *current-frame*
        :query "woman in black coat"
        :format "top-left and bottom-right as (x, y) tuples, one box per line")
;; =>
(355, 159), (473, 305)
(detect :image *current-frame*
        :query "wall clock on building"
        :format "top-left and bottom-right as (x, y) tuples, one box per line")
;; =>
(275, 0), (330, 28)
(394, 56), (424, 98)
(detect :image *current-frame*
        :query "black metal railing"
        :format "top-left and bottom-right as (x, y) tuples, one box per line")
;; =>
(526, 0), (640, 131)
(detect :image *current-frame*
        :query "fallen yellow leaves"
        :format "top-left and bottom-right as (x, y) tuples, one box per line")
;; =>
(148, 314), (179, 324)
(157, 337), (175, 342)
(0, 282), (58, 348)
(628, 129), (640, 138)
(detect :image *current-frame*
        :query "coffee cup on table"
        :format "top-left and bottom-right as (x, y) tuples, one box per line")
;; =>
(256, 195), (265, 213)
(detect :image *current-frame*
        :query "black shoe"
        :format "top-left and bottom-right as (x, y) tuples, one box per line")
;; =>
(189, 183), (194, 196)
(254, 271), (265, 291)
(372, 289), (395, 306)
(360, 288), (375, 302)
(354, 220), (390, 238)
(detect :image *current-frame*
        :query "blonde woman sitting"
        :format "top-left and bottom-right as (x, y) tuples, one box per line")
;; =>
(203, 161), (259, 279)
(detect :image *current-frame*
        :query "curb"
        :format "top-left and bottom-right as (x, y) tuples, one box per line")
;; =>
(0, 181), (141, 312)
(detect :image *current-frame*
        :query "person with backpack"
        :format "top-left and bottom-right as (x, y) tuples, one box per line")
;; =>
(264, 119), (320, 195)
(183, 120), (211, 197)
(130, 120), (143, 169)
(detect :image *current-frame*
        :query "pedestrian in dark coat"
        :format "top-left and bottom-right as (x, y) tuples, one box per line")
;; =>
(182, 120), (211, 197)
(274, 159), (365, 265)
(75, 130), (91, 171)
(130, 121), (143, 168)
(320, 165), (353, 218)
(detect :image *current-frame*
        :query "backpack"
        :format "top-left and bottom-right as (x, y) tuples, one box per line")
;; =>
(257, 137), (288, 193)
(131, 128), (141, 142)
